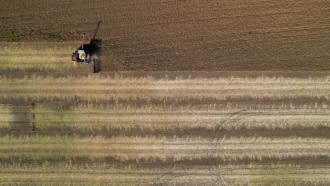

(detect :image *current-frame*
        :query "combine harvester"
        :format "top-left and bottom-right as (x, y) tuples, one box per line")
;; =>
(71, 21), (102, 73)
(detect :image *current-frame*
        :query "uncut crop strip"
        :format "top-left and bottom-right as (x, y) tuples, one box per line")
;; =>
(1, 76), (330, 101)
(0, 42), (76, 71)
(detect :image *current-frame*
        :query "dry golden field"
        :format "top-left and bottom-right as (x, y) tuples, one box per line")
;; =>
(0, 43), (329, 185)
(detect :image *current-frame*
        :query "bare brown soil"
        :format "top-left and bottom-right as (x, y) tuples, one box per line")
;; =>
(1, 0), (329, 71)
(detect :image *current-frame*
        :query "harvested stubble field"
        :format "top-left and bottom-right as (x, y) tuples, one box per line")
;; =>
(1, 0), (330, 185)
(1, 43), (330, 184)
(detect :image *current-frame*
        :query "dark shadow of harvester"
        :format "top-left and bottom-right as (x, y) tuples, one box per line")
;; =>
(71, 21), (102, 73)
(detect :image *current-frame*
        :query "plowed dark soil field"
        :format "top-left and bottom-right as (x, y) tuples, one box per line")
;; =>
(1, 0), (329, 70)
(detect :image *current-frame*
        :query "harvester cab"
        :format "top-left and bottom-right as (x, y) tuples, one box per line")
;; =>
(71, 21), (102, 73)
(71, 34), (88, 63)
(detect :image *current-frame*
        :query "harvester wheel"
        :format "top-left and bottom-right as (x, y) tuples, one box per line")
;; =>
(90, 55), (100, 73)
